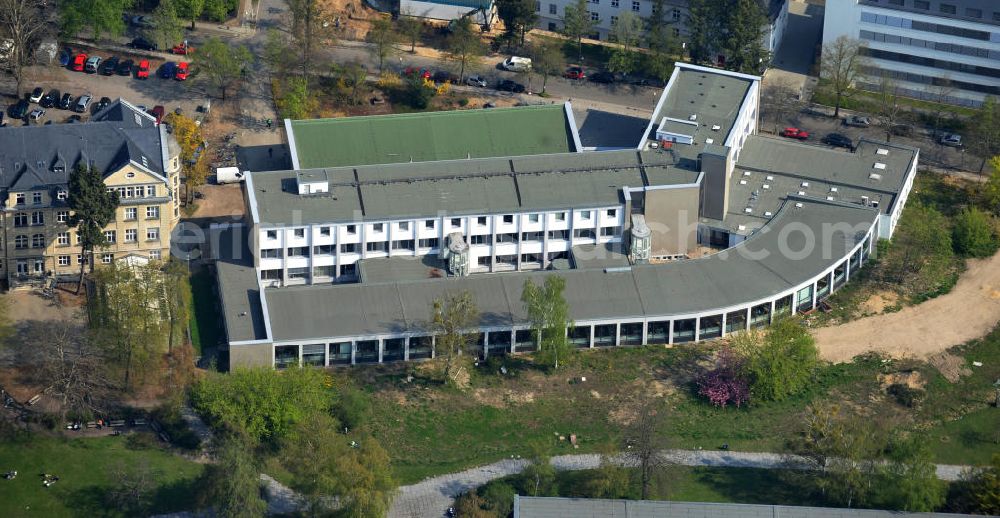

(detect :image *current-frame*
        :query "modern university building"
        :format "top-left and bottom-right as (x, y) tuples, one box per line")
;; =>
(215, 63), (918, 370)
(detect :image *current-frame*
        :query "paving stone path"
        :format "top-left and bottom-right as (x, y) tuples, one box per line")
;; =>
(388, 450), (972, 518)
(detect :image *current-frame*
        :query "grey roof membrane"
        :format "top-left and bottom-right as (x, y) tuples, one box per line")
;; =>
(514, 496), (983, 518)
(648, 67), (754, 152)
(249, 150), (701, 227)
(213, 226), (269, 343)
(254, 198), (877, 342)
(0, 99), (164, 198)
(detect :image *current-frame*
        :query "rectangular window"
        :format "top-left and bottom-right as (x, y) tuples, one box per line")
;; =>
(313, 244), (334, 255)
(77, 254), (86, 265)
(580, 210), (591, 220)
(940, 4), (956, 14)
(15, 193), (24, 205)
(149, 250), (161, 260)
(418, 238), (439, 248)
(477, 256), (490, 267)
(58, 255), (70, 266)
(346, 225), (356, 235)
(13, 213), (27, 227)
(125, 229), (138, 243)
(398, 221), (409, 231)
(600, 226), (618, 237)
(672, 8), (680, 20)
(32, 192), (42, 205)
(590, 0), (598, 3)
(470, 234), (492, 245)
(147, 228), (159, 241)
(319, 226), (330, 236)
(503, 215), (514, 224)
(57, 190), (67, 200)
(451, 218), (462, 228)
(125, 208), (137, 220)
(15, 235), (27, 249)
(496, 232), (519, 243)
(102, 253), (114, 264)
(477, 216), (488, 226)
(366, 241), (387, 252)
(528, 214), (540, 223)
(340, 243), (358, 253)
(610, 0), (618, 7)
(535, 0), (540, 11)
(548, 230), (568, 240)
(914, 0), (928, 8)
(260, 248), (283, 258)
(57, 232), (70, 245)
(554, 212), (566, 221)
(260, 269), (282, 281)
(294, 228), (305, 238)
(57, 211), (69, 223)
(887, 0), (902, 5)
(288, 267), (309, 279)
(521, 231), (543, 242)
(966, 8), (982, 18)
(573, 228), (596, 239)
(372, 223), (384, 233)
(286, 246), (309, 257)
(391, 239), (415, 251)
(266, 230), (277, 239)
(610, 15), (618, 25)
(104, 230), (116, 243)
(631, 1), (638, 11)
(31, 212), (44, 225)
(590, 11), (599, 20)
(31, 234), (44, 248)
(549, 3), (557, 14)
(607, 209), (617, 217)
(313, 265), (335, 278)
(424, 220), (435, 229)
(146, 206), (159, 219)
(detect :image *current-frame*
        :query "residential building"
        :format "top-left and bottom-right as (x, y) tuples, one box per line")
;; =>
(217, 63), (918, 369)
(0, 99), (181, 286)
(534, 0), (788, 59)
(823, 0), (1000, 107)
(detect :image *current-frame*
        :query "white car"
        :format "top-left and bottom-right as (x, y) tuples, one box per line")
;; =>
(939, 133), (962, 147)
(501, 56), (532, 72)
(28, 108), (45, 122)
(466, 75), (487, 87)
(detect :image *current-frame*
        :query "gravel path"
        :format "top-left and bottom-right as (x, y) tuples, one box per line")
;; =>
(388, 449), (972, 518)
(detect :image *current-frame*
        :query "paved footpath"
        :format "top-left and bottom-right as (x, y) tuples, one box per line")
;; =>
(388, 449), (971, 518)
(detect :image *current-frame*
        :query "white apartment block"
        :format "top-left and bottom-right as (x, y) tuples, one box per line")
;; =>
(824, 0), (1000, 107)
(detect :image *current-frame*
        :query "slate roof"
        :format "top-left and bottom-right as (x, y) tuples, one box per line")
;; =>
(0, 99), (165, 198)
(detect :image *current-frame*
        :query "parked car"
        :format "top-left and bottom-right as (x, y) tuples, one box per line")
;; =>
(116, 59), (134, 76)
(28, 87), (44, 103)
(466, 75), (487, 87)
(9, 100), (29, 119)
(149, 105), (165, 124)
(58, 47), (73, 67)
(59, 92), (74, 110)
(939, 133), (962, 147)
(40, 89), (60, 108)
(563, 66), (585, 80)
(131, 15), (154, 28)
(66, 114), (82, 123)
(95, 96), (112, 113)
(136, 60), (150, 79)
(589, 71), (618, 84)
(171, 43), (195, 55)
(432, 70), (458, 84)
(28, 108), (45, 122)
(72, 53), (87, 72)
(75, 94), (92, 113)
(500, 56), (531, 72)
(821, 133), (854, 150)
(497, 79), (526, 93)
(403, 66), (431, 79)
(99, 56), (119, 75)
(175, 61), (189, 80)
(844, 115), (871, 127)
(84, 56), (101, 73)
(160, 61), (177, 79)
(780, 127), (809, 140)
(129, 37), (157, 51)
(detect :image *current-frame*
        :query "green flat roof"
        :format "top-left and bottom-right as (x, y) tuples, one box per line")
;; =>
(287, 104), (580, 169)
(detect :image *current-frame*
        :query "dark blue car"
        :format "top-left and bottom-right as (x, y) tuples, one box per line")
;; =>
(159, 62), (177, 79)
(58, 48), (72, 67)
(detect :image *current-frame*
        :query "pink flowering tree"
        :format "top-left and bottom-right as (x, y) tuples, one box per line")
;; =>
(697, 347), (750, 408)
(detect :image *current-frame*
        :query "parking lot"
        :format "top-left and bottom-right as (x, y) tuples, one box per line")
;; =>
(4, 46), (207, 127)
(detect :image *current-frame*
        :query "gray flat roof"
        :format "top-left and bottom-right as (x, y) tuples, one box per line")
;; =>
(213, 226), (269, 343)
(247, 199), (877, 342)
(514, 496), (981, 518)
(358, 255), (448, 283)
(249, 150), (701, 226)
(648, 66), (754, 149)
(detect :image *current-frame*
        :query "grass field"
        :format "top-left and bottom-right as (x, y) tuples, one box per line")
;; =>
(0, 435), (203, 517)
(188, 269), (221, 356)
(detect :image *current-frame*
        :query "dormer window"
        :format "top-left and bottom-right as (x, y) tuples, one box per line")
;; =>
(57, 190), (67, 200)
(15, 194), (25, 205)
(32, 192), (42, 205)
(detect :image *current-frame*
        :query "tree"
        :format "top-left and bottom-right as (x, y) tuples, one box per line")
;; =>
(732, 318), (818, 402)
(13, 321), (115, 420)
(0, 296), (12, 350)
(201, 0), (232, 22)
(161, 259), (191, 354)
(148, 0), (185, 50)
(192, 367), (331, 444)
(402, 70), (436, 109)
(59, 0), (134, 40)
(983, 156), (1000, 214)
(431, 291), (480, 387)
(276, 76), (317, 119)
(68, 163), (119, 293)
(685, 0), (718, 64)
(968, 97), (1000, 175)
(586, 445), (630, 498)
(720, 0), (769, 74)
(263, 28), (293, 75)
(875, 73), (908, 142)
(367, 16), (398, 73)
(623, 398), (672, 500)
(561, 0), (595, 61)
(0, 0), (48, 98)
(193, 37), (252, 101)
(881, 433), (945, 512)
(285, 0), (327, 76)
(281, 412), (395, 517)
(175, 0), (206, 29)
(521, 276), (572, 370)
(443, 16), (486, 83)
(480, 482), (517, 517)
(164, 112), (209, 202)
(397, 15), (423, 53)
(333, 61), (368, 106)
(760, 78), (802, 132)
(199, 433), (268, 518)
(607, 11), (643, 76)
(521, 446), (556, 496)
(877, 203), (956, 296)
(820, 36), (868, 118)
(107, 460), (159, 515)
(952, 206), (998, 258)
(949, 453), (1000, 514)
(926, 75), (957, 139)
(645, 0), (679, 84)
(496, 0), (537, 47)
(532, 40), (564, 93)
(697, 346), (750, 407)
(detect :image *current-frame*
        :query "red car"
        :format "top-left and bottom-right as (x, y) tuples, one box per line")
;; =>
(71, 53), (87, 72)
(136, 60), (150, 79)
(175, 62), (189, 80)
(404, 67), (431, 79)
(780, 127), (810, 140)
(171, 43), (195, 55)
(149, 105), (165, 124)
(564, 66), (585, 80)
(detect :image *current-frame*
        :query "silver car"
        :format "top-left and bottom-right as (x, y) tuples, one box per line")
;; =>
(466, 75), (487, 87)
(939, 133), (962, 147)
(844, 115), (871, 127)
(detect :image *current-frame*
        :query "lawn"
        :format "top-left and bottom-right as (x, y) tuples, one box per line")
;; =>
(188, 268), (221, 356)
(0, 435), (204, 517)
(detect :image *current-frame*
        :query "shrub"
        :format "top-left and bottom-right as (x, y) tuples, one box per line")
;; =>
(458, 97), (469, 107)
(887, 383), (924, 408)
(479, 482), (517, 517)
(732, 319), (819, 402)
(953, 206), (998, 258)
(697, 347), (750, 407)
(331, 385), (371, 431)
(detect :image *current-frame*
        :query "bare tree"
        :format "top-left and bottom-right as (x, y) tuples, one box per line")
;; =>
(875, 73), (907, 143)
(13, 321), (116, 420)
(820, 35), (869, 118)
(925, 76), (957, 139)
(0, 0), (48, 97)
(107, 460), (160, 515)
(622, 397), (673, 500)
(366, 16), (398, 74)
(284, 0), (328, 78)
(761, 78), (802, 132)
(431, 291), (480, 387)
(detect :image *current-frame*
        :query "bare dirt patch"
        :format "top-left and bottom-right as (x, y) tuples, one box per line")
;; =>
(5, 291), (84, 324)
(926, 352), (972, 383)
(860, 290), (900, 315)
(472, 388), (535, 408)
(815, 252), (1000, 362)
(188, 183), (246, 220)
(878, 370), (926, 391)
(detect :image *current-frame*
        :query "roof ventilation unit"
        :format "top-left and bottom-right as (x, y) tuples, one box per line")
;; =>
(744, 207), (753, 214)
(764, 211), (773, 217)
(830, 187), (838, 192)
(739, 180), (747, 185)
(869, 173), (883, 181)
(766, 175), (774, 181)
(798, 191), (806, 196)
(877, 148), (889, 155)
(711, 125), (721, 131)
(705, 138), (714, 144)
(743, 171), (751, 176)
(801, 181), (809, 188)
(737, 225), (746, 231)
(794, 202), (804, 208)
(689, 114), (698, 121)
(873, 162), (886, 170)
(762, 184), (770, 189)
(827, 196), (835, 201)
